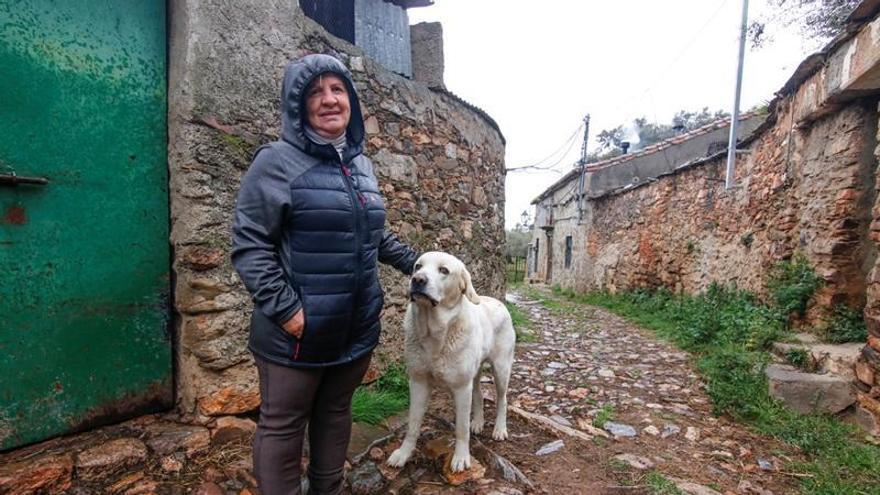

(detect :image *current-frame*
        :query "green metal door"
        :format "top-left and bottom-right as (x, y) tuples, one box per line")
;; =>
(0, 1), (171, 450)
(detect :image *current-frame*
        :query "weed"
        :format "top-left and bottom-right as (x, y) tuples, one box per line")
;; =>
(505, 301), (537, 343)
(644, 471), (684, 495)
(766, 255), (822, 320)
(593, 404), (614, 428)
(351, 363), (409, 425)
(821, 305), (867, 344)
(608, 458), (630, 472)
(590, 436), (608, 447)
(784, 347), (811, 370)
(741, 232), (754, 248)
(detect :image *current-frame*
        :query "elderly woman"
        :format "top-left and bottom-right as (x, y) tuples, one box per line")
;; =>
(232, 54), (419, 495)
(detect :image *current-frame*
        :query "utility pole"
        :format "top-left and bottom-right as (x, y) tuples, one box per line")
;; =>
(577, 114), (591, 222)
(725, 0), (749, 189)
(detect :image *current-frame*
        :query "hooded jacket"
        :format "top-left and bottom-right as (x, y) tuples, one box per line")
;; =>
(232, 54), (419, 367)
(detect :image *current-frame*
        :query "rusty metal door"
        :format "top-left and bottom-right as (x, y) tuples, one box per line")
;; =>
(0, 1), (171, 449)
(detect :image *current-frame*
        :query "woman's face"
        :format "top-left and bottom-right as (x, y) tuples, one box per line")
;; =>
(305, 73), (351, 139)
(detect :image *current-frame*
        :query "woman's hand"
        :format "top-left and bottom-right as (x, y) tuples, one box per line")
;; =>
(281, 310), (305, 338)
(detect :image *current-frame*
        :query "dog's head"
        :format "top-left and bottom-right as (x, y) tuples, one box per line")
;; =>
(409, 252), (480, 308)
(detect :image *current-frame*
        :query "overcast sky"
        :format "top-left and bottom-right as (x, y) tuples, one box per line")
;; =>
(409, 0), (819, 228)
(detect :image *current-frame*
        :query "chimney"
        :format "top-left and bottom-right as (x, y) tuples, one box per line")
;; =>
(410, 22), (445, 89)
(621, 141), (630, 154)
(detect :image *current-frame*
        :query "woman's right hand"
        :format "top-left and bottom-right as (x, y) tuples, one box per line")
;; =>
(281, 309), (305, 338)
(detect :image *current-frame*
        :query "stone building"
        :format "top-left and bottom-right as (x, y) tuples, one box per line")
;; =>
(0, 0), (505, 450)
(529, 0), (880, 432)
(529, 112), (766, 289)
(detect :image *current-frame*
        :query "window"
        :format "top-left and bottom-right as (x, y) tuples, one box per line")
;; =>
(564, 235), (572, 269)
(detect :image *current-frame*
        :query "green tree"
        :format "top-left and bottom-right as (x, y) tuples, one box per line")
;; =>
(596, 125), (624, 152)
(588, 108), (729, 163)
(505, 229), (531, 259)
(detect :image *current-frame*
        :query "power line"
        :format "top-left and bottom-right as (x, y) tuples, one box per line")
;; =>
(603, 0), (732, 129)
(507, 122), (584, 173)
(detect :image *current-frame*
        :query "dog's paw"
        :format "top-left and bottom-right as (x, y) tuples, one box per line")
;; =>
(450, 452), (471, 472)
(387, 448), (411, 468)
(492, 425), (508, 441)
(470, 418), (484, 435)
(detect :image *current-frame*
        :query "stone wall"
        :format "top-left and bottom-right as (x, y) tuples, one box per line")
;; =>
(534, 98), (876, 313)
(168, 0), (505, 415)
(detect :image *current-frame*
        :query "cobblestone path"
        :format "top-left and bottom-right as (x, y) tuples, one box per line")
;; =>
(486, 285), (804, 494)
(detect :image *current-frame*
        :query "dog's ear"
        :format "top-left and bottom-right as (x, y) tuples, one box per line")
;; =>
(459, 266), (480, 305)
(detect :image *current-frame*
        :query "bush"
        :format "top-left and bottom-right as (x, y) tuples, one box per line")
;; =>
(766, 255), (823, 320)
(822, 305), (868, 343)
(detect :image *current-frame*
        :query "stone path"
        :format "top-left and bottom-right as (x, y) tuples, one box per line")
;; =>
(486, 285), (804, 494)
(0, 285), (808, 494)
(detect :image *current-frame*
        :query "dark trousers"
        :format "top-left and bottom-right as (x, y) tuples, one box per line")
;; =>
(252, 353), (371, 495)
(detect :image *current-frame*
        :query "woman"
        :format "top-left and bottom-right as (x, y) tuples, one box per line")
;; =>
(231, 54), (419, 495)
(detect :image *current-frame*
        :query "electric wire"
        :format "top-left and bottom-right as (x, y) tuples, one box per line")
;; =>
(507, 122), (584, 173)
(608, 0), (733, 129)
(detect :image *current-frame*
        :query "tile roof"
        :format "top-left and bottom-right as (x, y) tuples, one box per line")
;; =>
(531, 111), (760, 204)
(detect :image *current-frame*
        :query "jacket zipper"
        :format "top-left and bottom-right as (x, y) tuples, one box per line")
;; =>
(340, 163), (364, 340)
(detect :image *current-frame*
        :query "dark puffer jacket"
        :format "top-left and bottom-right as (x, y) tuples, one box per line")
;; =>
(231, 54), (419, 367)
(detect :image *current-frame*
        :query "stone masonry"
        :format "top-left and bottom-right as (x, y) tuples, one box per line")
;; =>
(168, 0), (505, 416)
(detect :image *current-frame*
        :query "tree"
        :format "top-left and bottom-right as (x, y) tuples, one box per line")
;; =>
(749, 0), (860, 49)
(587, 108), (730, 163)
(505, 229), (531, 259)
(672, 108), (730, 130)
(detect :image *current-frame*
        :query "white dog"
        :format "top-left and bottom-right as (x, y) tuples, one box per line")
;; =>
(386, 252), (516, 472)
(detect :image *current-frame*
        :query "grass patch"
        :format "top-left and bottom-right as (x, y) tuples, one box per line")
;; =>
(351, 363), (409, 425)
(785, 347), (812, 370)
(608, 458), (631, 473)
(644, 471), (684, 495)
(551, 285), (880, 494)
(523, 285), (564, 312)
(506, 301), (537, 343)
(593, 404), (615, 428)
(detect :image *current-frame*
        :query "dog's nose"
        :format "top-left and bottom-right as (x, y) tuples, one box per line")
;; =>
(411, 273), (427, 287)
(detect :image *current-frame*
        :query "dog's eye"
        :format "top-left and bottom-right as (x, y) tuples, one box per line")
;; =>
(414, 263), (422, 271)
(439, 266), (449, 275)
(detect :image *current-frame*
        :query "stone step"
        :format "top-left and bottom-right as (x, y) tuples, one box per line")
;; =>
(766, 364), (856, 414)
(771, 340), (863, 380)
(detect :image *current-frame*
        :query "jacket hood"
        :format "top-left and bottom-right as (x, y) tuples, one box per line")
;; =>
(281, 54), (365, 162)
